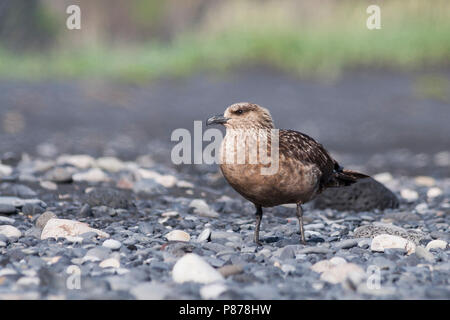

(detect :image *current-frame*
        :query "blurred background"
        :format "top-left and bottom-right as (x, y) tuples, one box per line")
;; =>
(0, 0), (449, 176)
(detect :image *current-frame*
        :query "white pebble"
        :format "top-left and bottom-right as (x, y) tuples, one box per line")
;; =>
(176, 180), (194, 188)
(415, 203), (428, 214)
(41, 218), (109, 240)
(0, 225), (22, 239)
(0, 216), (15, 224)
(0, 164), (13, 176)
(371, 234), (416, 255)
(281, 264), (296, 273)
(320, 263), (365, 284)
(414, 176), (435, 187)
(200, 283), (228, 299)
(57, 154), (95, 169)
(137, 169), (177, 188)
(400, 189), (419, 202)
(39, 181), (58, 191)
(427, 187), (442, 198)
(426, 240), (447, 251)
(161, 211), (179, 217)
(165, 230), (190, 242)
(72, 168), (109, 183)
(99, 258), (120, 268)
(96, 157), (125, 172)
(102, 239), (122, 250)
(0, 268), (17, 276)
(16, 277), (40, 286)
(196, 228), (212, 242)
(172, 253), (224, 284)
(373, 172), (393, 184)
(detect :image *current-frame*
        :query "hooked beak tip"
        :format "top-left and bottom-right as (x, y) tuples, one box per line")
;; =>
(206, 115), (229, 126)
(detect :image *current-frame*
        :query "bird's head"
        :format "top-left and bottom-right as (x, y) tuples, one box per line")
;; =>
(206, 102), (274, 130)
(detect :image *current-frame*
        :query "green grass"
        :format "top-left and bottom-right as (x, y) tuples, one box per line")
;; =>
(1, 3), (449, 83)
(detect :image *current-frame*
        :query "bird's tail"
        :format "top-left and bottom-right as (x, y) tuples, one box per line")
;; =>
(330, 169), (370, 187)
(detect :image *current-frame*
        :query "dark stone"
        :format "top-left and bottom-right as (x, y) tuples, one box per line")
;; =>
(79, 204), (92, 217)
(1, 151), (21, 166)
(7, 184), (37, 198)
(0, 203), (16, 214)
(22, 202), (45, 215)
(44, 167), (73, 183)
(335, 239), (358, 250)
(85, 187), (132, 209)
(313, 177), (399, 211)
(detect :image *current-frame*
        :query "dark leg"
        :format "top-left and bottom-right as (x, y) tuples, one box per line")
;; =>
(296, 203), (306, 245)
(254, 204), (263, 246)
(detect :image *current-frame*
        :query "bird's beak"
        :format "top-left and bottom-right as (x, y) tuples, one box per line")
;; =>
(206, 114), (229, 126)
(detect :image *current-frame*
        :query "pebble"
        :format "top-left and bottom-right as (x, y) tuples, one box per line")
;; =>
(161, 211), (178, 217)
(370, 234), (416, 255)
(176, 180), (194, 188)
(35, 211), (57, 230)
(414, 176), (435, 187)
(0, 203), (16, 214)
(200, 283), (228, 299)
(130, 282), (171, 300)
(298, 246), (332, 255)
(311, 257), (347, 273)
(99, 258), (120, 268)
(102, 239), (122, 250)
(39, 181), (58, 190)
(0, 268), (17, 276)
(400, 189), (419, 202)
(41, 218), (109, 240)
(0, 164), (13, 176)
(96, 157), (125, 172)
(426, 240), (447, 251)
(189, 199), (219, 218)
(217, 264), (244, 277)
(427, 187), (443, 198)
(16, 277), (40, 286)
(320, 262), (365, 284)
(84, 247), (111, 262)
(304, 223), (325, 230)
(137, 169), (177, 188)
(172, 253), (224, 284)
(415, 203), (429, 214)
(0, 225), (22, 239)
(415, 246), (436, 263)
(133, 179), (165, 194)
(72, 168), (109, 183)
(57, 154), (95, 169)
(165, 230), (190, 242)
(0, 216), (15, 225)
(373, 172), (393, 183)
(44, 167), (74, 183)
(196, 228), (212, 242)
(334, 239), (358, 250)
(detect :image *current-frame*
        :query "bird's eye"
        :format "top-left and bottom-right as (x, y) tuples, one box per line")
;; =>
(236, 110), (243, 115)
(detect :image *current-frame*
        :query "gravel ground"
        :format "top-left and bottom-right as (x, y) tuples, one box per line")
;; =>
(0, 152), (448, 300)
(0, 71), (448, 299)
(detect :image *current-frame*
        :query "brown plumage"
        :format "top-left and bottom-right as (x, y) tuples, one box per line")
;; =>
(206, 102), (369, 245)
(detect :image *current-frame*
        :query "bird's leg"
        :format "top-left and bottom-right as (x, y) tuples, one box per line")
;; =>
(254, 204), (263, 246)
(296, 203), (306, 245)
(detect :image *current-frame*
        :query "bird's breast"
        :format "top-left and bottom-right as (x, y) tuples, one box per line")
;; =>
(219, 132), (321, 206)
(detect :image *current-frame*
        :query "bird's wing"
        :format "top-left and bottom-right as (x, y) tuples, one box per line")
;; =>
(279, 129), (338, 181)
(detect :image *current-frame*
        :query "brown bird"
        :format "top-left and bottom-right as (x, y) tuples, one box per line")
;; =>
(206, 102), (368, 245)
